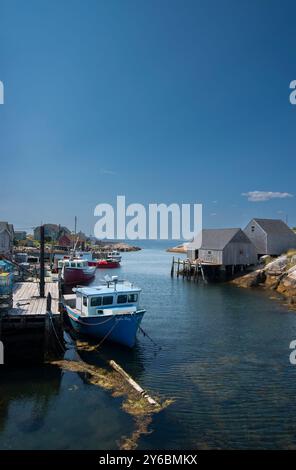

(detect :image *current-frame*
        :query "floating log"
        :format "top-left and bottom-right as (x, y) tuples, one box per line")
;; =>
(109, 360), (159, 406)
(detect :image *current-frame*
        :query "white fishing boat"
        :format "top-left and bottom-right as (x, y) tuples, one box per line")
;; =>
(64, 276), (146, 347)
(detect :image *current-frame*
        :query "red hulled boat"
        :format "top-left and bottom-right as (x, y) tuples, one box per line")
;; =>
(96, 258), (120, 269)
(61, 259), (96, 285)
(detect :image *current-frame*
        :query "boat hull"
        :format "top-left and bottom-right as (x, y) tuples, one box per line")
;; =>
(62, 267), (96, 285)
(66, 307), (145, 348)
(97, 260), (120, 268)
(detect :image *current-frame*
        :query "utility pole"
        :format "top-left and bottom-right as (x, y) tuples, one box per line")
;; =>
(74, 216), (77, 236)
(39, 225), (45, 298)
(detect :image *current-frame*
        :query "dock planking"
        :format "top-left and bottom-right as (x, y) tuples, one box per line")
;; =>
(8, 281), (60, 317)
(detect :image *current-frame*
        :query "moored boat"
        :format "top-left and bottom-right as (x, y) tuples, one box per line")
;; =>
(97, 258), (120, 268)
(64, 276), (146, 347)
(60, 258), (96, 285)
(106, 250), (122, 262)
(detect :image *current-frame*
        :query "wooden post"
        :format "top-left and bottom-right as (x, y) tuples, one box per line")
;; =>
(39, 225), (45, 298)
(177, 258), (180, 277)
(44, 313), (51, 361)
(182, 260), (185, 279)
(188, 263), (191, 280)
(46, 292), (52, 312)
(194, 263), (198, 282)
(171, 256), (174, 277)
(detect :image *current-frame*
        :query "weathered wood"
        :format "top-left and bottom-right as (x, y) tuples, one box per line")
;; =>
(9, 281), (59, 317)
(109, 359), (159, 406)
(170, 256), (175, 277)
(177, 258), (180, 277)
(40, 225), (45, 298)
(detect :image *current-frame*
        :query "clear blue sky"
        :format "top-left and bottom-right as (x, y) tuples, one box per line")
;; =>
(1, 0), (296, 236)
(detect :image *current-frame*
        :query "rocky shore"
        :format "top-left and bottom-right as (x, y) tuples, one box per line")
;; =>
(99, 242), (141, 252)
(166, 242), (189, 254)
(231, 251), (296, 308)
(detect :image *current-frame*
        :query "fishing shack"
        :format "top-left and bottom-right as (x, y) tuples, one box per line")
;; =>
(244, 218), (296, 257)
(186, 228), (257, 277)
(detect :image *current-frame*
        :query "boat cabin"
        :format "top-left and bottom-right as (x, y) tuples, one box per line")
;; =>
(73, 281), (141, 316)
(58, 258), (89, 269)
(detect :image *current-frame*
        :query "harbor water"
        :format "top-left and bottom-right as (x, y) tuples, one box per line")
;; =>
(1, 247), (296, 449)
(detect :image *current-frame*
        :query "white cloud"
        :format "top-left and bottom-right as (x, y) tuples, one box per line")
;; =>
(242, 191), (293, 202)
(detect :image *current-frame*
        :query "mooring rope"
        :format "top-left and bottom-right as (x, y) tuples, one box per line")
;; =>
(47, 311), (66, 352)
(138, 325), (162, 350)
(67, 311), (115, 326)
(129, 315), (162, 350)
(94, 319), (119, 350)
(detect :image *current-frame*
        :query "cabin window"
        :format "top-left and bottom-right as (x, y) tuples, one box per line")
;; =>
(71, 262), (76, 267)
(207, 251), (212, 255)
(90, 297), (102, 307)
(103, 296), (113, 306)
(97, 310), (104, 315)
(117, 294), (128, 304)
(83, 296), (88, 307)
(128, 293), (138, 303)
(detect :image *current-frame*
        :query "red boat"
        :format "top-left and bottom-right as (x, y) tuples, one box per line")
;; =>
(61, 259), (96, 285)
(96, 258), (120, 269)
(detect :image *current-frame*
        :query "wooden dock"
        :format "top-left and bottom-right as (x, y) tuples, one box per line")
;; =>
(170, 257), (213, 282)
(9, 281), (59, 317)
(0, 281), (64, 363)
(170, 256), (249, 282)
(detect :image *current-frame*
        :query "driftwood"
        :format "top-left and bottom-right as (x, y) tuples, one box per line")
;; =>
(109, 360), (159, 406)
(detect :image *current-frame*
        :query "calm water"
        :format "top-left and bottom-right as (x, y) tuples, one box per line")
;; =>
(1, 248), (296, 449)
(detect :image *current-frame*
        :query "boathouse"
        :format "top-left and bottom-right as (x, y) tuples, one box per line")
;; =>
(187, 228), (257, 267)
(244, 218), (296, 257)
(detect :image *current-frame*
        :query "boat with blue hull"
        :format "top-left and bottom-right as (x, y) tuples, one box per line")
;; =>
(64, 277), (146, 348)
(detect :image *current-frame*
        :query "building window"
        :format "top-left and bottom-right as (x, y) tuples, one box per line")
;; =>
(251, 226), (255, 232)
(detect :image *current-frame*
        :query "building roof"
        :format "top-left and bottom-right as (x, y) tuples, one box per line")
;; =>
(188, 228), (247, 250)
(252, 218), (295, 235)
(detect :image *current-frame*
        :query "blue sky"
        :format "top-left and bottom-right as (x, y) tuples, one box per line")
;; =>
(0, 0), (296, 236)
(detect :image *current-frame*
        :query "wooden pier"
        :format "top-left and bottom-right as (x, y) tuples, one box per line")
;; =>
(171, 257), (214, 282)
(0, 281), (64, 363)
(171, 256), (249, 282)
